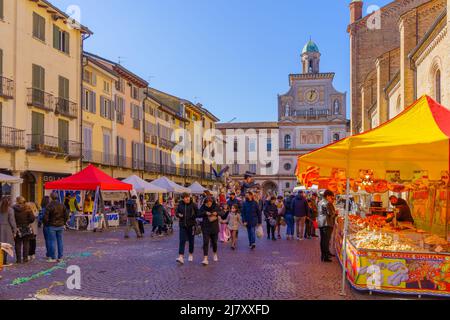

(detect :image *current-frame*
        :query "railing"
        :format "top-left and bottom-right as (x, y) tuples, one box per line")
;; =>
(159, 138), (176, 150)
(55, 97), (78, 119)
(27, 88), (55, 112)
(295, 109), (330, 118)
(0, 76), (14, 99)
(132, 158), (145, 171)
(27, 134), (81, 158)
(0, 126), (25, 149)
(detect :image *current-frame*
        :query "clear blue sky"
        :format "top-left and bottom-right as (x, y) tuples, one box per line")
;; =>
(54, 0), (391, 123)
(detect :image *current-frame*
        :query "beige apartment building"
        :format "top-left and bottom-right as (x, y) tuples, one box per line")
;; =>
(0, 0), (91, 202)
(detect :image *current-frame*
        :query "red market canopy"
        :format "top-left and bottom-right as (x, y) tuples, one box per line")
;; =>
(44, 164), (133, 191)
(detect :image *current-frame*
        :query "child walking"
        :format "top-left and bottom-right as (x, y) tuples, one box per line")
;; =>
(226, 205), (243, 250)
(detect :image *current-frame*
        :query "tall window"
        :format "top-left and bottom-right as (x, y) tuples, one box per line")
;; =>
(82, 126), (93, 161)
(58, 119), (69, 152)
(267, 138), (272, 152)
(32, 13), (46, 41)
(53, 25), (70, 54)
(435, 69), (441, 104)
(82, 89), (96, 114)
(284, 135), (292, 149)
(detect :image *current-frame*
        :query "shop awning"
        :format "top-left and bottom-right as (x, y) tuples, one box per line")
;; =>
(296, 95), (450, 182)
(122, 175), (167, 194)
(44, 164), (133, 191)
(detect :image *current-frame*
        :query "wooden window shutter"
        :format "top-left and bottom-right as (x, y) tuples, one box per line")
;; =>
(100, 96), (105, 117)
(0, 0), (4, 20)
(91, 91), (96, 114)
(53, 25), (60, 49)
(64, 31), (70, 54)
(0, 49), (3, 76)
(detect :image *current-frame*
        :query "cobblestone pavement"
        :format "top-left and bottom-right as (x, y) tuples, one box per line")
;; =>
(0, 225), (408, 300)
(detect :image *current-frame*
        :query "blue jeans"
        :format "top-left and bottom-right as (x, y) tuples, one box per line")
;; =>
(43, 226), (51, 258)
(285, 214), (294, 236)
(68, 212), (77, 228)
(247, 225), (256, 246)
(48, 226), (64, 259)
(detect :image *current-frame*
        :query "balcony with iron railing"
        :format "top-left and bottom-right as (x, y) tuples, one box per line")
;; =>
(55, 97), (78, 119)
(0, 126), (25, 149)
(27, 134), (81, 159)
(0, 76), (14, 99)
(159, 138), (176, 150)
(295, 109), (330, 119)
(27, 88), (55, 112)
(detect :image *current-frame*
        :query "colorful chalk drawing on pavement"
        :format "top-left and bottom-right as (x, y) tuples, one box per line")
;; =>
(10, 252), (93, 286)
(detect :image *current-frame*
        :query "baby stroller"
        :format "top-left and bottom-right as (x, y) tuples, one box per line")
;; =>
(163, 210), (174, 235)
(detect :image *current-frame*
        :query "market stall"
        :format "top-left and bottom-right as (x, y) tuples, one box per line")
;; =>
(151, 177), (191, 194)
(188, 182), (209, 195)
(44, 164), (132, 231)
(122, 175), (167, 194)
(296, 95), (450, 298)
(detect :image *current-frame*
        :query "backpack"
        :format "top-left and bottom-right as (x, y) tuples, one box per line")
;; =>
(126, 200), (137, 217)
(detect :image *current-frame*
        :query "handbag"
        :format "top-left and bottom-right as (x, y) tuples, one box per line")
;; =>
(18, 226), (33, 239)
(256, 225), (264, 239)
(269, 218), (277, 227)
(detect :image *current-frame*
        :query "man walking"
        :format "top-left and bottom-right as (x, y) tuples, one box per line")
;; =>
(242, 192), (262, 250)
(291, 191), (309, 241)
(124, 195), (143, 239)
(44, 192), (69, 263)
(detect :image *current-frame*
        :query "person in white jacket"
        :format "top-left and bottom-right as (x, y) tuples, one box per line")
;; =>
(225, 204), (243, 250)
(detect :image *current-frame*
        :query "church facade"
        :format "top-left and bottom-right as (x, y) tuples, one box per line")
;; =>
(217, 41), (350, 195)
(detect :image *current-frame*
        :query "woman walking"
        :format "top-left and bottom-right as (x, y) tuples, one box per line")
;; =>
(151, 201), (166, 237)
(199, 197), (222, 266)
(13, 197), (35, 264)
(318, 190), (337, 263)
(0, 197), (17, 266)
(226, 204), (243, 250)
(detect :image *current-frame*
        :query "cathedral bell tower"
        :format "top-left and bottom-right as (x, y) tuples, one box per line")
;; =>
(301, 39), (321, 74)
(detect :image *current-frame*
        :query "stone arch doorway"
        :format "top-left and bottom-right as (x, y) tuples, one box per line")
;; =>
(262, 181), (278, 196)
(21, 171), (37, 202)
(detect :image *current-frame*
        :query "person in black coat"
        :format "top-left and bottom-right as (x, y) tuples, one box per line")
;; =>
(199, 198), (223, 266)
(175, 193), (199, 265)
(263, 196), (278, 241)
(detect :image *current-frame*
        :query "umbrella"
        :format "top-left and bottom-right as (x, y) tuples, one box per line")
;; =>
(151, 177), (191, 194)
(123, 175), (167, 193)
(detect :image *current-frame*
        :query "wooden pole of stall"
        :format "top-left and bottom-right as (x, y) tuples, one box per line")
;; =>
(340, 177), (351, 296)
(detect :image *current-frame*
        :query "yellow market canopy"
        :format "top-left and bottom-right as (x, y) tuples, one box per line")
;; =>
(296, 95), (450, 182)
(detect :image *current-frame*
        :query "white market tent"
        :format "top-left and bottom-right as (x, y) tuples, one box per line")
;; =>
(0, 173), (23, 184)
(151, 177), (191, 194)
(122, 175), (167, 194)
(188, 182), (208, 195)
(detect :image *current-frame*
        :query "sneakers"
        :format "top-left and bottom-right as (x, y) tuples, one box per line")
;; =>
(176, 256), (185, 265)
(188, 255), (194, 262)
(202, 257), (209, 266)
(47, 258), (57, 263)
(250, 244), (256, 250)
(213, 254), (219, 262)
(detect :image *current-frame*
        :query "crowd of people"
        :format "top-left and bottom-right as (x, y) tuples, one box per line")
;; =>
(0, 175), (339, 272)
(0, 192), (69, 267)
(172, 174), (339, 266)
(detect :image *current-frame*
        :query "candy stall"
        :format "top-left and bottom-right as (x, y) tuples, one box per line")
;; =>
(296, 95), (450, 297)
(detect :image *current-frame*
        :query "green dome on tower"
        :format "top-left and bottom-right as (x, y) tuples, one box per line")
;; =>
(302, 40), (320, 54)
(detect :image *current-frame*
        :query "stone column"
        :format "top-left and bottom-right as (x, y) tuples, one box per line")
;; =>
(11, 171), (22, 202)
